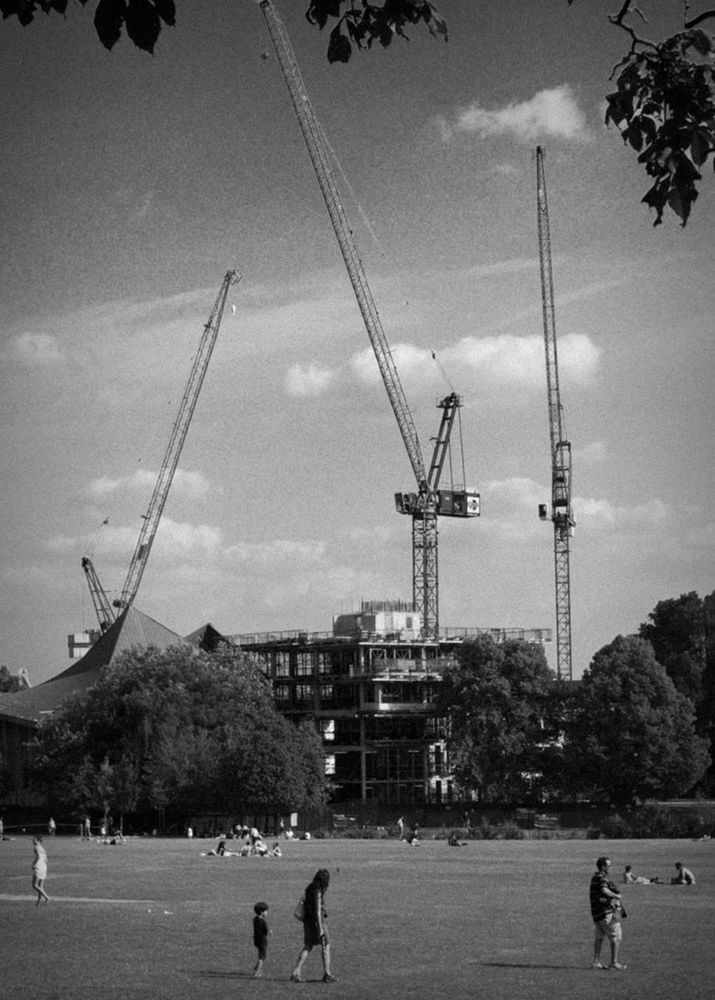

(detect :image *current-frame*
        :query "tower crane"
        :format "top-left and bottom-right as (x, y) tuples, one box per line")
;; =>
(82, 268), (240, 628)
(535, 147), (575, 680)
(257, 0), (479, 637)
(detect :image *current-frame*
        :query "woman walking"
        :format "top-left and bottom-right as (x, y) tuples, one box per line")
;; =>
(291, 868), (336, 983)
(32, 835), (50, 905)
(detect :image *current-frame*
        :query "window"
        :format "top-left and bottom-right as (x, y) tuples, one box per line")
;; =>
(319, 719), (336, 742)
(295, 652), (312, 676)
(274, 684), (291, 704)
(274, 650), (290, 677)
(324, 754), (336, 776)
(295, 683), (313, 705)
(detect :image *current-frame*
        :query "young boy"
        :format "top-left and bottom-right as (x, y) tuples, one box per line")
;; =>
(253, 901), (270, 978)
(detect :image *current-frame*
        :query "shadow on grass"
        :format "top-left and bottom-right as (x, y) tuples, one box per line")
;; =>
(195, 970), (328, 983)
(482, 962), (586, 971)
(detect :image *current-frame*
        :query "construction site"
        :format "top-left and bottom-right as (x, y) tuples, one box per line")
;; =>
(1, 2), (576, 809)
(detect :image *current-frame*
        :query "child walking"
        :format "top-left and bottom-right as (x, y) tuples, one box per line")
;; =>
(253, 901), (270, 978)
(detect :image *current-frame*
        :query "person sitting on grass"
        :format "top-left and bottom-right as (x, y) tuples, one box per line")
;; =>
(671, 862), (695, 885)
(623, 864), (661, 884)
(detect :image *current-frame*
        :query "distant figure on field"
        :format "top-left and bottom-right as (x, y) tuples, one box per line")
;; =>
(671, 862), (695, 885)
(396, 816), (404, 840)
(252, 901), (270, 978)
(32, 835), (50, 905)
(623, 864), (660, 884)
(187, 826), (193, 839)
(589, 856), (626, 971)
(407, 822), (419, 846)
(83, 817), (91, 840)
(448, 830), (466, 847)
(291, 868), (337, 983)
(268, 841), (282, 857)
(48, 817), (56, 837)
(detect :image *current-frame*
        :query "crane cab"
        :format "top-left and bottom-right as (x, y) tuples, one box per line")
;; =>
(437, 489), (480, 517)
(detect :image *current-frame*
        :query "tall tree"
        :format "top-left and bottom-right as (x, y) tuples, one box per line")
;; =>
(28, 644), (328, 822)
(2, 1), (713, 225)
(564, 634), (710, 805)
(439, 636), (560, 803)
(639, 591), (707, 703)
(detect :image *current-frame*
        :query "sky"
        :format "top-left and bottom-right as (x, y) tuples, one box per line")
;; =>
(1, 1), (713, 686)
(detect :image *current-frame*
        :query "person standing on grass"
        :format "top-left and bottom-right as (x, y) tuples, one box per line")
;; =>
(32, 835), (50, 905)
(291, 868), (336, 983)
(589, 856), (626, 971)
(252, 902), (271, 978)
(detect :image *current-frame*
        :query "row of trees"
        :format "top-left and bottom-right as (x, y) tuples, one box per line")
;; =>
(27, 646), (328, 827)
(440, 590), (715, 805)
(16, 589), (715, 818)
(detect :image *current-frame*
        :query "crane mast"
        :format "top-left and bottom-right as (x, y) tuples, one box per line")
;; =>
(258, 0), (478, 638)
(536, 147), (574, 680)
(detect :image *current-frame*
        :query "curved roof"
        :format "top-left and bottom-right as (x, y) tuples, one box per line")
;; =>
(0, 606), (188, 725)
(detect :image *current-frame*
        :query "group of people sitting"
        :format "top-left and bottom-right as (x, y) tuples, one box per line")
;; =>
(622, 861), (695, 885)
(203, 826), (283, 859)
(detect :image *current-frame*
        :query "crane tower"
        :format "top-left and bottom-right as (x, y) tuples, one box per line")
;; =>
(257, 0), (479, 637)
(536, 147), (574, 680)
(83, 268), (240, 628)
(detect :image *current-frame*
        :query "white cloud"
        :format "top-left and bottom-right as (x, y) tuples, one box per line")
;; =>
(86, 468), (210, 500)
(152, 518), (221, 558)
(443, 85), (589, 144)
(350, 342), (433, 385)
(5, 332), (64, 367)
(285, 363), (335, 397)
(290, 330), (600, 400)
(443, 331), (600, 388)
(575, 497), (669, 531)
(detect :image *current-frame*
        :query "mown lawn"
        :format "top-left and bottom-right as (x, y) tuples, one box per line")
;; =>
(1, 833), (713, 999)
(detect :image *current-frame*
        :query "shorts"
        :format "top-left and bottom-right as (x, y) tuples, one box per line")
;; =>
(594, 913), (621, 944)
(255, 941), (268, 960)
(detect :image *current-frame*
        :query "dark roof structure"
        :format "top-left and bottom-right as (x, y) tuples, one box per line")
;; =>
(0, 606), (188, 725)
(184, 622), (231, 653)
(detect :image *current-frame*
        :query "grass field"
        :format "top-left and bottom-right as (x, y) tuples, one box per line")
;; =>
(1, 833), (713, 1000)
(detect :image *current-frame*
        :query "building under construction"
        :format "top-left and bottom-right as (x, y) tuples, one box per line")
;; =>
(232, 600), (551, 805)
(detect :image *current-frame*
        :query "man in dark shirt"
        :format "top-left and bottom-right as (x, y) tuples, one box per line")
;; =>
(589, 857), (626, 970)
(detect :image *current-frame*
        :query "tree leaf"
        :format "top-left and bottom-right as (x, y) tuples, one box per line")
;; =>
(327, 23), (351, 63)
(691, 127), (713, 167)
(93, 0), (127, 51)
(125, 0), (161, 54)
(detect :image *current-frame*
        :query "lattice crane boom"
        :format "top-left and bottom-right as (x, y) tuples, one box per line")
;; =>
(536, 146), (574, 680)
(258, 0), (425, 489)
(81, 556), (114, 633)
(258, 0), (478, 638)
(111, 268), (241, 613)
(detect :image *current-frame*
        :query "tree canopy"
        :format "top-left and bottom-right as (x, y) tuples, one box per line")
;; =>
(563, 634), (710, 805)
(639, 590), (707, 702)
(439, 636), (562, 803)
(2, 1), (713, 226)
(28, 644), (328, 824)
